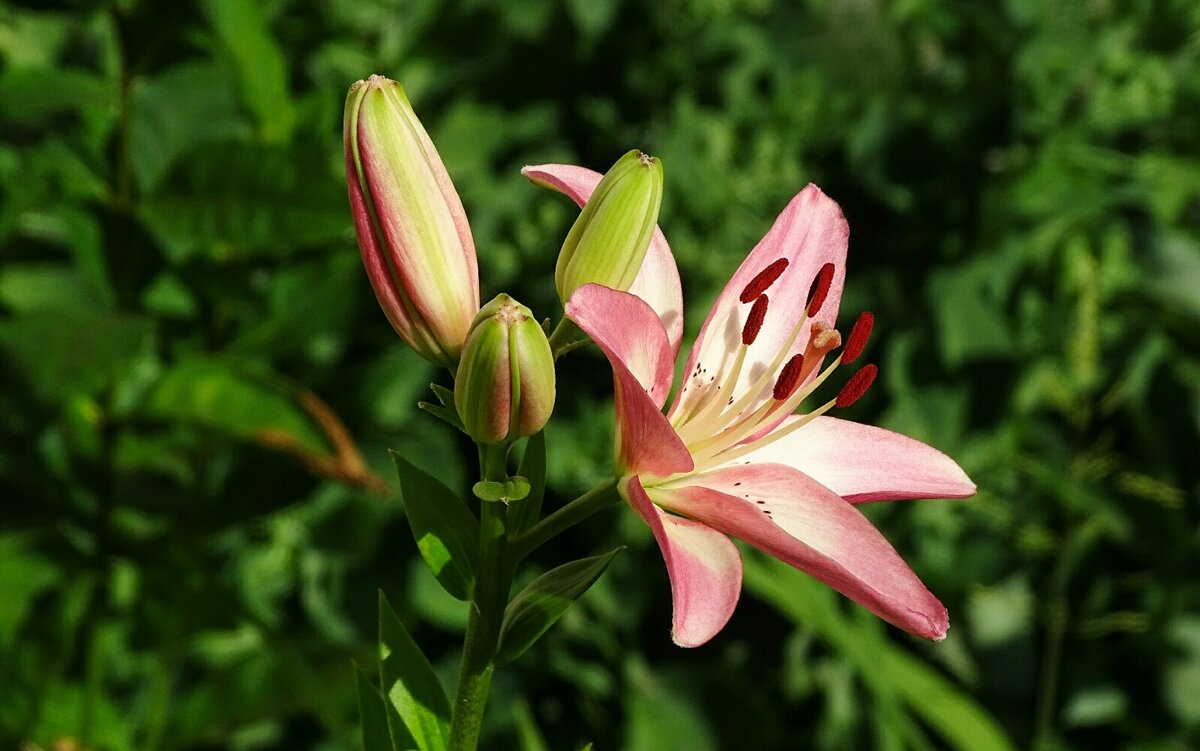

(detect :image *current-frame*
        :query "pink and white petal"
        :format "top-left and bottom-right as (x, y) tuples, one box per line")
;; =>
(566, 284), (674, 407)
(623, 476), (742, 647)
(651, 463), (949, 640)
(523, 163), (684, 355)
(567, 286), (692, 478)
(670, 185), (849, 422)
(628, 237), (685, 358)
(730, 416), (976, 504)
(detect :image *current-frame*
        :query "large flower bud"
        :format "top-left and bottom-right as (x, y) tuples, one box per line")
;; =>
(455, 295), (555, 444)
(554, 150), (663, 304)
(344, 75), (479, 367)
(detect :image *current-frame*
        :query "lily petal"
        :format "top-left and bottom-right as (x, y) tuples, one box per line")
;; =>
(566, 284), (674, 407)
(651, 462), (949, 640)
(567, 285), (693, 478)
(523, 163), (684, 356)
(729, 416), (976, 504)
(670, 185), (848, 422)
(624, 476), (742, 647)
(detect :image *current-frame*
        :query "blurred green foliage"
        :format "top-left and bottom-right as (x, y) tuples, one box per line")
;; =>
(2, 0), (1199, 749)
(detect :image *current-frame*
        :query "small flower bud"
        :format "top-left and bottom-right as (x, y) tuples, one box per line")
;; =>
(454, 295), (555, 444)
(555, 150), (663, 304)
(344, 75), (480, 367)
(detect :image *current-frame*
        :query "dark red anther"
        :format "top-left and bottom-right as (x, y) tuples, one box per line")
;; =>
(835, 364), (878, 408)
(739, 258), (789, 303)
(772, 354), (806, 401)
(742, 294), (769, 345)
(841, 311), (874, 364)
(806, 263), (835, 316)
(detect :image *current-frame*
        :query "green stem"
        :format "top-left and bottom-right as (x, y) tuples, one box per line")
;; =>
(547, 318), (580, 359)
(509, 479), (620, 561)
(449, 445), (513, 751)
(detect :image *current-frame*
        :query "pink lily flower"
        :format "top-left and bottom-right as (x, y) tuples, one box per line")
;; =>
(530, 167), (975, 647)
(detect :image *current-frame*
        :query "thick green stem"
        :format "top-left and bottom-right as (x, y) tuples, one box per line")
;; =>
(449, 445), (513, 750)
(509, 479), (620, 561)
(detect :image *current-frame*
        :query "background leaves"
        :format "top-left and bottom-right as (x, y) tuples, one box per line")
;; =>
(1, 0), (1198, 749)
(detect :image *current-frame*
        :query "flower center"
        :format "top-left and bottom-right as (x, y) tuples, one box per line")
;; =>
(672, 259), (878, 472)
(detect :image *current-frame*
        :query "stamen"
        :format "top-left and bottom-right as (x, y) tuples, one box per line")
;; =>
(842, 311), (874, 364)
(742, 295), (769, 345)
(689, 351), (845, 467)
(835, 364), (877, 408)
(772, 354), (806, 401)
(806, 263), (835, 316)
(739, 259), (789, 303)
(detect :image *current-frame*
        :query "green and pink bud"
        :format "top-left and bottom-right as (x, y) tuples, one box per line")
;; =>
(454, 295), (555, 445)
(554, 149), (663, 304)
(344, 75), (479, 367)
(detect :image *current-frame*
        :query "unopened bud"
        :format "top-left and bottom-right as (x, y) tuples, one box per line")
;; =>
(555, 150), (663, 303)
(344, 75), (479, 367)
(454, 295), (555, 444)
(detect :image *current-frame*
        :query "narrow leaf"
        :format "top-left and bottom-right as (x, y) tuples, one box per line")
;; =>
(392, 452), (479, 601)
(378, 593), (450, 751)
(508, 432), (547, 537)
(148, 356), (381, 489)
(495, 547), (623, 666)
(356, 664), (404, 751)
(742, 555), (1016, 751)
(417, 401), (465, 432)
(429, 383), (456, 409)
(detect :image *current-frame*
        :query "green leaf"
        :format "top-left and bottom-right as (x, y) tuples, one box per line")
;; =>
(507, 432), (546, 537)
(391, 453), (479, 601)
(0, 263), (107, 313)
(0, 535), (59, 652)
(878, 642), (1016, 751)
(743, 555), (1016, 751)
(146, 355), (381, 488)
(495, 547), (622, 666)
(429, 383), (456, 408)
(378, 593), (450, 751)
(129, 61), (249, 193)
(200, 0), (294, 140)
(624, 658), (716, 751)
(417, 401), (465, 432)
(0, 67), (116, 122)
(0, 309), (152, 401)
(471, 476), (531, 503)
(356, 664), (405, 751)
(147, 357), (330, 457)
(136, 143), (348, 263)
(513, 696), (550, 751)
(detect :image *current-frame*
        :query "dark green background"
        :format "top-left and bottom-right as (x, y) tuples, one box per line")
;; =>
(2, 0), (1198, 749)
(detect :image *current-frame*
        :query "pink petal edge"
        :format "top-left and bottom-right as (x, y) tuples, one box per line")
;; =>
(623, 476), (743, 647)
(565, 284), (674, 407)
(653, 462), (949, 640)
(731, 415), (976, 504)
(566, 286), (692, 479)
(670, 184), (849, 426)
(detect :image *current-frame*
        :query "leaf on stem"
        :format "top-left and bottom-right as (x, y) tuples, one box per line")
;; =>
(419, 383), (466, 432)
(495, 547), (623, 666)
(379, 593), (451, 751)
(392, 452), (479, 601)
(356, 663), (407, 751)
(508, 432), (547, 537)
